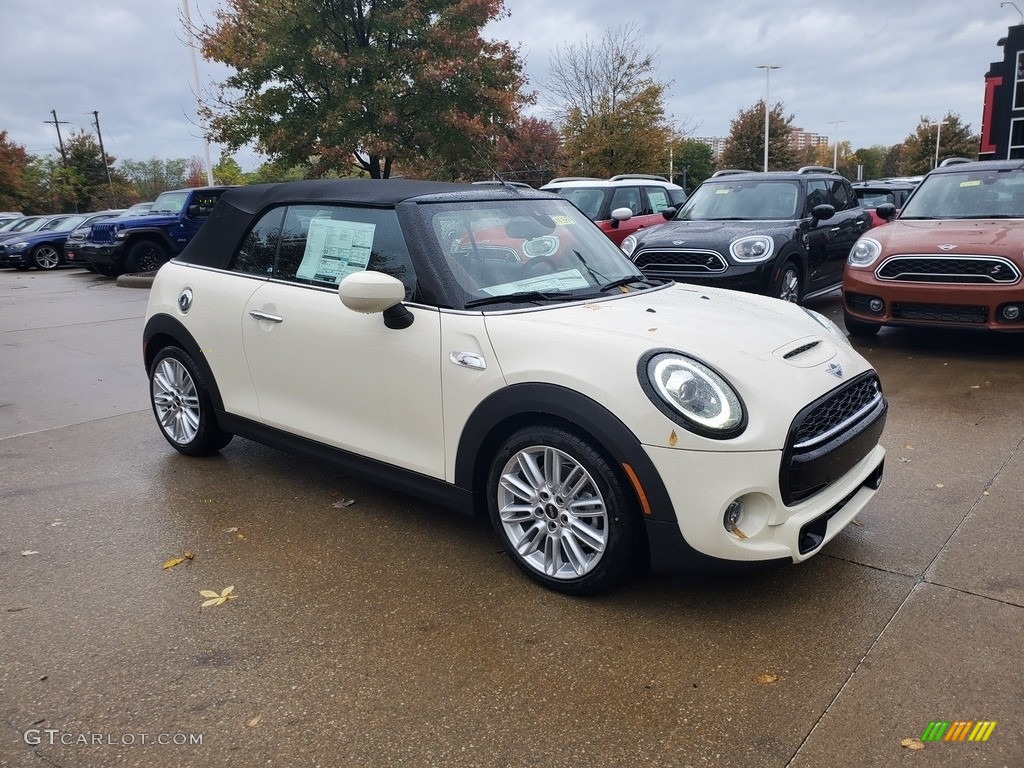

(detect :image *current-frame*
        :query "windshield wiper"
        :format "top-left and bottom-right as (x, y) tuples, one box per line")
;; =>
(464, 290), (566, 308)
(599, 276), (655, 292)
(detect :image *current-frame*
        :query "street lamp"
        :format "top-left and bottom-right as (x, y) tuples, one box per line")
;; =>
(925, 118), (949, 168)
(829, 119), (846, 170)
(756, 64), (781, 171)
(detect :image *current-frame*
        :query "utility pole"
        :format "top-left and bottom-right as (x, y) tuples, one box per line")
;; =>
(93, 111), (117, 208)
(44, 109), (71, 166)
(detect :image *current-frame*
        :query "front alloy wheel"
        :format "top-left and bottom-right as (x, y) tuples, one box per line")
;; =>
(32, 245), (61, 270)
(774, 261), (802, 303)
(488, 427), (641, 594)
(150, 346), (232, 456)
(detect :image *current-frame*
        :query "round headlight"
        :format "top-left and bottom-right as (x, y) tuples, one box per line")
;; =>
(620, 234), (638, 258)
(848, 237), (882, 267)
(729, 235), (774, 263)
(643, 352), (746, 438)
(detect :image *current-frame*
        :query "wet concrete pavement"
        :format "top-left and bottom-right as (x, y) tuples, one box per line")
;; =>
(1, 268), (1021, 767)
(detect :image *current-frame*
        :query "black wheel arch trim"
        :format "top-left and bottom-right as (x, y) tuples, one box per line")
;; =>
(123, 228), (178, 255)
(143, 313), (225, 411)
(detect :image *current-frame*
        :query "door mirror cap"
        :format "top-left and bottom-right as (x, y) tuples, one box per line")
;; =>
(810, 203), (836, 222)
(339, 270), (405, 314)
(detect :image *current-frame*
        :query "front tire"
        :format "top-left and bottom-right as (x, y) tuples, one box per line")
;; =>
(487, 426), (642, 595)
(126, 240), (168, 273)
(773, 259), (803, 303)
(149, 346), (233, 456)
(32, 245), (61, 270)
(843, 311), (881, 338)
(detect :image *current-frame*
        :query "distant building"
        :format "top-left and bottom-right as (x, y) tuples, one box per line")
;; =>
(789, 128), (829, 154)
(980, 22), (1024, 159)
(693, 136), (728, 160)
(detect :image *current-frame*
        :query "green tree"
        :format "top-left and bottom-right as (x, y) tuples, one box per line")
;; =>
(897, 114), (979, 176)
(119, 158), (190, 200)
(852, 145), (890, 181)
(213, 155), (245, 186)
(718, 100), (796, 172)
(0, 131), (31, 212)
(62, 131), (131, 211)
(200, 0), (529, 179)
(547, 23), (673, 178)
(671, 139), (714, 193)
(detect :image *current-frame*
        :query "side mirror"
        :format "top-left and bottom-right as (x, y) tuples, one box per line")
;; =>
(875, 203), (898, 222)
(810, 203), (835, 222)
(609, 206), (633, 229)
(187, 204), (201, 217)
(338, 271), (413, 329)
(661, 206), (678, 220)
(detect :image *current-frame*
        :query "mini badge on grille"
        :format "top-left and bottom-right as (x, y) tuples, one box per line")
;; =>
(826, 362), (844, 378)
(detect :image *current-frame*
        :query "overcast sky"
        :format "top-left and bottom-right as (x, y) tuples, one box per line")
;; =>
(0, 0), (1018, 173)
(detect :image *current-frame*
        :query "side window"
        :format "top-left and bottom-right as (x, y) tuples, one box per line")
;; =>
(805, 180), (830, 213)
(273, 205), (418, 299)
(232, 206), (285, 276)
(188, 191), (225, 218)
(645, 187), (672, 214)
(830, 180), (853, 211)
(610, 186), (643, 216)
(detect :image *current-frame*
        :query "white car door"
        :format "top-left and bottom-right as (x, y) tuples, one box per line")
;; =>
(241, 281), (445, 477)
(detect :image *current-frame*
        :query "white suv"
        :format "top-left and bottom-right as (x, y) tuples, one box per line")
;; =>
(540, 174), (685, 245)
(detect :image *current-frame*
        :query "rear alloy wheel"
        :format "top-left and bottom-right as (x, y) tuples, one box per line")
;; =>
(487, 426), (642, 595)
(150, 346), (233, 456)
(126, 240), (168, 273)
(32, 245), (61, 270)
(773, 260), (803, 303)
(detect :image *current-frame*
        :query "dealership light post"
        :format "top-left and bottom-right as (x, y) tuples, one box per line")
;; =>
(829, 119), (846, 170)
(756, 64), (781, 171)
(926, 118), (949, 169)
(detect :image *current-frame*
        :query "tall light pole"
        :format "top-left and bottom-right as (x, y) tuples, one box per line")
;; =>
(926, 118), (949, 168)
(829, 119), (846, 170)
(756, 64), (781, 171)
(182, 0), (214, 185)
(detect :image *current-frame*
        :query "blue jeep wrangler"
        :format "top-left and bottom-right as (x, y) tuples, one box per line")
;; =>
(81, 186), (231, 276)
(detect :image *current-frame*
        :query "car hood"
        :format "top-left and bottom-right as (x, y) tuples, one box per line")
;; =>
(876, 219), (1024, 261)
(634, 219), (799, 248)
(113, 212), (180, 227)
(482, 283), (873, 451)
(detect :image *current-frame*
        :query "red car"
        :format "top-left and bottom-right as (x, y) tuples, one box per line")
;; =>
(540, 174), (686, 245)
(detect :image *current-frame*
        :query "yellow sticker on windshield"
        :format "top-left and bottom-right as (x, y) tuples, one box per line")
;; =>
(716, 188), (731, 194)
(551, 215), (574, 225)
(960, 180), (981, 187)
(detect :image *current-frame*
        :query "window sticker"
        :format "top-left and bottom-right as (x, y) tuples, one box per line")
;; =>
(960, 180), (981, 187)
(480, 269), (590, 295)
(715, 188), (731, 194)
(551, 215), (575, 225)
(296, 219), (376, 284)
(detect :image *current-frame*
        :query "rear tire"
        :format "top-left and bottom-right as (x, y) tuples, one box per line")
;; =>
(149, 346), (233, 456)
(487, 426), (643, 595)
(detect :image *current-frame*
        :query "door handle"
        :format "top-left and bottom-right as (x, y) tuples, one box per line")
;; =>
(249, 310), (283, 323)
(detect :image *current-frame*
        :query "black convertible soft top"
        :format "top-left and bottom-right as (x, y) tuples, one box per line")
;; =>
(179, 178), (551, 270)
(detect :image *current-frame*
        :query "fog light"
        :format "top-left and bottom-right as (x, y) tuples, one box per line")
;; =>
(1002, 305), (1021, 321)
(723, 500), (743, 530)
(868, 298), (884, 314)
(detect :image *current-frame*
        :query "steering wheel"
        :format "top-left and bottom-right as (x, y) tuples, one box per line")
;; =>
(521, 256), (557, 276)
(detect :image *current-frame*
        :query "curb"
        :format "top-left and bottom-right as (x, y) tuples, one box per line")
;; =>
(116, 272), (156, 289)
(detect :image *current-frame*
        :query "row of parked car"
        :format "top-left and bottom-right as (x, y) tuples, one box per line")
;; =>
(543, 160), (1023, 336)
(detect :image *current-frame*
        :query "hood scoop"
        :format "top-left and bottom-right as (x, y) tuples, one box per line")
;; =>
(773, 336), (838, 368)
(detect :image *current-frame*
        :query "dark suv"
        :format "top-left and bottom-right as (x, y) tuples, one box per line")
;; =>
(80, 186), (231, 275)
(619, 167), (870, 303)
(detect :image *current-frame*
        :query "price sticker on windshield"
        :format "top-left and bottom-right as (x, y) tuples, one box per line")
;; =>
(960, 180), (981, 187)
(551, 215), (574, 225)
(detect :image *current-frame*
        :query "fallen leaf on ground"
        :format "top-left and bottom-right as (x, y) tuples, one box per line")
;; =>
(850, 518), (863, 527)
(900, 738), (925, 750)
(20, 551), (39, 556)
(755, 674), (782, 684)
(668, 430), (678, 447)
(224, 527), (239, 533)
(247, 715), (262, 727)
(200, 586), (238, 607)
(332, 499), (356, 508)
(162, 551), (195, 570)
(936, 483), (944, 488)
(898, 457), (912, 463)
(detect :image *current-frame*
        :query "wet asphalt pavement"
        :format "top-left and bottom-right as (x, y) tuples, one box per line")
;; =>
(1, 268), (1022, 767)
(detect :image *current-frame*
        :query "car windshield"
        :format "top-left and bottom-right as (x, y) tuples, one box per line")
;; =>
(676, 180), (800, 220)
(149, 191), (189, 215)
(50, 215), (89, 232)
(900, 167), (1024, 219)
(6, 217), (48, 233)
(424, 198), (651, 305)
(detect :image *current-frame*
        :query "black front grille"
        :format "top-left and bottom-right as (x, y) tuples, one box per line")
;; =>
(633, 249), (727, 274)
(892, 303), (988, 324)
(781, 372), (887, 505)
(876, 256), (1021, 284)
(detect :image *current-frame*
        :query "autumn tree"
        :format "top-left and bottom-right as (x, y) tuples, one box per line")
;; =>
(0, 131), (31, 212)
(119, 158), (190, 200)
(546, 23), (673, 178)
(896, 113), (979, 176)
(199, 0), (529, 179)
(718, 100), (796, 172)
(494, 116), (561, 187)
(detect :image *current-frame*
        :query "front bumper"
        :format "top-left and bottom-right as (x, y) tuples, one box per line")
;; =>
(844, 268), (1024, 331)
(80, 241), (127, 268)
(634, 256), (775, 294)
(644, 441), (885, 565)
(0, 249), (29, 267)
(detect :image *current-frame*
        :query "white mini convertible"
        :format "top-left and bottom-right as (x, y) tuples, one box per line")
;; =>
(143, 179), (887, 594)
